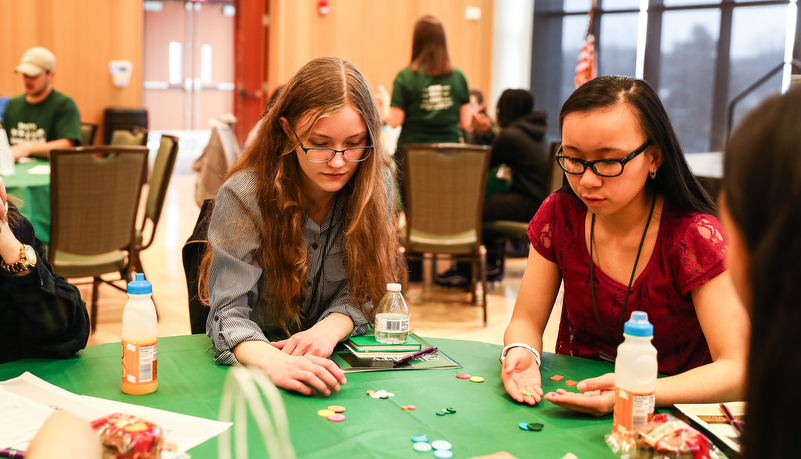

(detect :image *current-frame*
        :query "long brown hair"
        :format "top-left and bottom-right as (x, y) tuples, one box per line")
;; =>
(722, 87), (801, 459)
(199, 57), (403, 334)
(410, 15), (453, 77)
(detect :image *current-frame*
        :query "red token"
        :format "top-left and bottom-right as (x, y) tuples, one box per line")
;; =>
(456, 373), (471, 379)
(565, 380), (578, 387)
(549, 375), (564, 382)
(328, 413), (346, 422)
(407, 405), (416, 410)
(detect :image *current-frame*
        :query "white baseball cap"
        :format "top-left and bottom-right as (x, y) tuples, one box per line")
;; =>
(15, 47), (56, 77)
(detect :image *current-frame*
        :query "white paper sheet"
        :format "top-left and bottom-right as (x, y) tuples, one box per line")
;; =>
(0, 372), (231, 456)
(26, 165), (50, 175)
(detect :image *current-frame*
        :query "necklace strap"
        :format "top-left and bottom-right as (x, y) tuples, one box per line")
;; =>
(590, 192), (657, 351)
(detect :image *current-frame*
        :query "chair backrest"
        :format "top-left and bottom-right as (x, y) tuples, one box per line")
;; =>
(139, 135), (180, 250)
(182, 199), (214, 334)
(402, 143), (491, 254)
(48, 146), (149, 262)
(110, 128), (148, 146)
(80, 122), (98, 146)
(192, 115), (241, 206)
(548, 141), (565, 192)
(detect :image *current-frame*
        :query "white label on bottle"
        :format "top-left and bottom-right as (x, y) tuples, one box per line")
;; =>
(375, 315), (409, 333)
(138, 343), (157, 382)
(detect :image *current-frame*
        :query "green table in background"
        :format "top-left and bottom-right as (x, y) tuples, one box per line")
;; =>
(3, 159), (51, 244)
(0, 335), (618, 459)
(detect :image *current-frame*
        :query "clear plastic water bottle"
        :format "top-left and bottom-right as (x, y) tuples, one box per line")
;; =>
(612, 311), (658, 436)
(121, 273), (158, 395)
(374, 283), (410, 344)
(0, 129), (15, 176)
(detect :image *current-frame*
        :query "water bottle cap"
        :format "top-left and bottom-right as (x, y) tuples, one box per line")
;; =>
(386, 283), (402, 292)
(624, 311), (653, 337)
(127, 272), (152, 294)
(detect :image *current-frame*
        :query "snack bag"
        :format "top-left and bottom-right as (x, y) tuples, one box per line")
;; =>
(606, 413), (726, 459)
(92, 413), (164, 459)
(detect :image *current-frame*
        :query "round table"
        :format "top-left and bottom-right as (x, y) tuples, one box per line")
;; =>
(2, 158), (51, 244)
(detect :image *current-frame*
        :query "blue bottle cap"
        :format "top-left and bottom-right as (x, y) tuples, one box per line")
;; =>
(127, 273), (152, 294)
(623, 311), (653, 337)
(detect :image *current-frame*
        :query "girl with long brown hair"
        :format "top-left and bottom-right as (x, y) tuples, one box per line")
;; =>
(200, 57), (402, 396)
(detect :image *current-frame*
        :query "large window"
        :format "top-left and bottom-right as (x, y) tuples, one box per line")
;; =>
(531, 0), (799, 152)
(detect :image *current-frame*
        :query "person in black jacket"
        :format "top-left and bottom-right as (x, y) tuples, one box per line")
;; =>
(437, 89), (549, 285)
(0, 178), (90, 363)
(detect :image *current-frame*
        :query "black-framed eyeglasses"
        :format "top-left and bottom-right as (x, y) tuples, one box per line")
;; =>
(288, 120), (373, 164)
(555, 140), (651, 178)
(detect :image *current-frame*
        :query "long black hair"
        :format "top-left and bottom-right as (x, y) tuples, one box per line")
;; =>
(722, 86), (801, 459)
(559, 76), (715, 215)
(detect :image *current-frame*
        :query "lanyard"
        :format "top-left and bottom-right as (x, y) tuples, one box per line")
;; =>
(590, 192), (657, 355)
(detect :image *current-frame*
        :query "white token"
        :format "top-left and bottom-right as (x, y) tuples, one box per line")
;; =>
(431, 440), (452, 451)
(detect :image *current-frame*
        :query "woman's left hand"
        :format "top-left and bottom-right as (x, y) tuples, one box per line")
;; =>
(272, 327), (338, 358)
(544, 372), (616, 416)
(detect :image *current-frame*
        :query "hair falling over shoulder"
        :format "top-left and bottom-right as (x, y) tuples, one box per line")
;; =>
(199, 57), (403, 334)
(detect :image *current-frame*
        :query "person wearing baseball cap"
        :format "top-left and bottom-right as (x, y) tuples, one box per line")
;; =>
(2, 46), (81, 161)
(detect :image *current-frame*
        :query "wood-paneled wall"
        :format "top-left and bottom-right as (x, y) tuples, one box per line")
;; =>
(267, 0), (494, 110)
(0, 0), (143, 142)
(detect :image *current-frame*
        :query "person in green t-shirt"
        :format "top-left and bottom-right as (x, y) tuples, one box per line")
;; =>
(2, 47), (81, 161)
(377, 15), (472, 209)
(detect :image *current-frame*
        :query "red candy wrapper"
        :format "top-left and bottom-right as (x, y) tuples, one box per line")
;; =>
(92, 413), (164, 459)
(607, 413), (726, 459)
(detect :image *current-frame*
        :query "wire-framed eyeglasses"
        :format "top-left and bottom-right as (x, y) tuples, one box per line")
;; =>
(288, 121), (373, 163)
(555, 140), (651, 178)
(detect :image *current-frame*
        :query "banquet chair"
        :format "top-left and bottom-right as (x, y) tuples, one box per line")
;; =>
(48, 146), (149, 332)
(401, 143), (491, 324)
(127, 135), (180, 280)
(80, 122), (98, 146)
(110, 128), (148, 146)
(182, 199), (214, 334)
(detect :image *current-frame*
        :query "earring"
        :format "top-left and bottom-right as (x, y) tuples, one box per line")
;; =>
(650, 170), (657, 179)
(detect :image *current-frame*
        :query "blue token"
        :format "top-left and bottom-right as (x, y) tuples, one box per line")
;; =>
(431, 440), (452, 451)
(434, 450), (454, 458)
(413, 442), (432, 452)
(519, 422), (530, 431)
(436, 411), (446, 416)
(411, 434), (429, 443)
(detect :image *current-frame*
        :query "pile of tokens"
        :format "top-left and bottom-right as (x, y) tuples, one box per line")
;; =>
(317, 405), (346, 422)
(455, 373), (484, 383)
(366, 389), (394, 399)
(411, 435), (453, 458)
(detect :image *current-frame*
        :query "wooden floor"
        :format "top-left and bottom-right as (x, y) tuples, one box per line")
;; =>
(84, 159), (561, 352)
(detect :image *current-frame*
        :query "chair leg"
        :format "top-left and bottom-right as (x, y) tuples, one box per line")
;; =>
(91, 277), (100, 333)
(480, 245), (488, 325)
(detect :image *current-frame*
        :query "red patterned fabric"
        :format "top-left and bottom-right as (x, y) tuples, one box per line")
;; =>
(528, 192), (726, 375)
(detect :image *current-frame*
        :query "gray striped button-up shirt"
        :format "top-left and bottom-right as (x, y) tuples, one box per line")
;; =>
(206, 169), (370, 365)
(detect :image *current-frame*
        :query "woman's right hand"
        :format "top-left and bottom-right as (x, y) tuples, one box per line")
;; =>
(258, 351), (347, 397)
(500, 347), (543, 405)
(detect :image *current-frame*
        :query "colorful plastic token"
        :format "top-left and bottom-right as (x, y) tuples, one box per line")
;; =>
(455, 373), (471, 379)
(436, 411), (446, 416)
(519, 422), (530, 430)
(413, 442), (433, 452)
(550, 375), (564, 382)
(407, 405), (416, 410)
(434, 450), (454, 458)
(367, 390), (375, 395)
(565, 380), (578, 387)
(469, 376), (485, 383)
(317, 409), (335, 417)
(431, 440), (452, 451)
(522, 391), (532, 397)
(328, 405), (346, 413)
(527, 422), (544, 431)
(411, 434), (429, 443)
(402, 406), (409, 410)
(327, 413), (346, 422)
(443, 407), (456, 414)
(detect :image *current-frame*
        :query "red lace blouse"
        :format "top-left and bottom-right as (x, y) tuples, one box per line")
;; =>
(528, 192), (727, 375)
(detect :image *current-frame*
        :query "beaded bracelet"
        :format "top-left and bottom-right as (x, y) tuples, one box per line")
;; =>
(500, 343), (541, 367)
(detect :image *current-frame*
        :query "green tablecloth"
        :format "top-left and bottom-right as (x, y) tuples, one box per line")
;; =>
(0, 335), (618, 458)
(3, 159), (51, 244)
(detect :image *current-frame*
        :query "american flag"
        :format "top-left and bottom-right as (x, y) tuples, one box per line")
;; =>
(574, 3), (598, 88)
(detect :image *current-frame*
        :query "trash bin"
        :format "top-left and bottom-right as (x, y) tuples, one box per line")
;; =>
(103, 108), (148, 144)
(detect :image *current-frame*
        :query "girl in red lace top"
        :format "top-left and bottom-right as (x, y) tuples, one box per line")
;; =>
(501, 76), (748, 416)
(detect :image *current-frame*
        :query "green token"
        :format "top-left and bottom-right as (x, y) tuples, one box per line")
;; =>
(528, 422), (544, 431)
(522, 391), (532, 397)
(444, 407), (456, 413)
